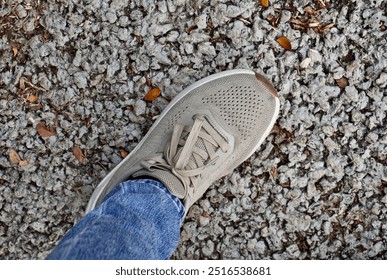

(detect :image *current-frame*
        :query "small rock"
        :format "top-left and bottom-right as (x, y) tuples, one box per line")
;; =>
(308, 49), (322, 62)
(226, 5), (242, 18)
(199, 216), (210, 227)
(106, 11), (117, 23)
(256, 240), (267, 255)
(195, 14), (207, 29)
(23, 18), (35, 32)
(16, 5), (27, 18)
(198, 42), (216, 57)
(134, 99), (146, 116)
(376, 72), (387, 87)
(202, 240), (214, 257)
(184, 44), (194, 54)
(345, 86), (359, 102)
(286, 244), (300, 258)
(30, 222), (46, 233)
(74, 72), (88, 89)
(368, 241), (383, 258)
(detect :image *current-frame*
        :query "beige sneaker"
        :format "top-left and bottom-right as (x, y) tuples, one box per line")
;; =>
(86, 69), (280, 215)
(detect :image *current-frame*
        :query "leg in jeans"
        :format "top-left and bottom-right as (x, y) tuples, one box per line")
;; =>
(46, 71), (279, 260)
(47, 179), (184, 260)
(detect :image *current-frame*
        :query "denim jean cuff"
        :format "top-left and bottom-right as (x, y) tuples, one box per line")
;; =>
(135, 179), (186, 220)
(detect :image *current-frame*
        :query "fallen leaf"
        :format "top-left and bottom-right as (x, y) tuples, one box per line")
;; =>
(120, 149), (129, 158)
(259, 0), (270, 8)
(144, 87), (161, 102)
(36, 122), (56, 137)
(27, 95), (38, 102)
(9, 149), (22, 164)
(19, 160), (29, 167)
(336, 77), (348, 90)
(276, 36), (292, 51)
(72, 147), (84, 164)
(12, 47), (18, 57)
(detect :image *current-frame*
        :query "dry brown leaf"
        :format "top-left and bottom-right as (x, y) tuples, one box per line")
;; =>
(144, 87), (161, 102)
(36, 122), (56, 138)
(259, 0), (270, 8)
(336, 77), (348, 90)
(12, 47), (18, 57)
(9, 149), (22, 164)
(19, 160), (29, 167)
(27, 95), (39, 102)
(72, 147), (84, 164)
(276, 36), (292, 51)
(120, 149), (129, 158)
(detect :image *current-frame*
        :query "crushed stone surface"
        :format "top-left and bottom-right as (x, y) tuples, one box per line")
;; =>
(0, 0), (386, 259)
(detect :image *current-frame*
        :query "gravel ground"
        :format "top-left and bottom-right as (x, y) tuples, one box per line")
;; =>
(0, 0), (386, 260)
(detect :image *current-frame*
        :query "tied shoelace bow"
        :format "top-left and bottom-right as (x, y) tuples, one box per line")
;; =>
(140, 114), (229, 195)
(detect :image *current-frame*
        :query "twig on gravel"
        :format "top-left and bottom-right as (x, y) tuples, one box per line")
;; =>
(19, 77), (47, 92)
(237, 17), (252, 26)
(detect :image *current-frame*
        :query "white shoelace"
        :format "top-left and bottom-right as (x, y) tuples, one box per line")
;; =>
(140, 114), (228, 194)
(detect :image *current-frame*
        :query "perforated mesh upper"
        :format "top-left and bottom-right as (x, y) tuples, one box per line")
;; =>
(161, 74), (275, 153)
(202, 84), (266, 140)
(167, 106), (189, 129)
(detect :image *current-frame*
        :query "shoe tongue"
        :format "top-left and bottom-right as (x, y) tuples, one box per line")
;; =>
(132, 169), (186, 199)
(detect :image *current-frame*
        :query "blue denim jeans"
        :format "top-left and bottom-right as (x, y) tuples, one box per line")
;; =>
(47, 179), (185, 259)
